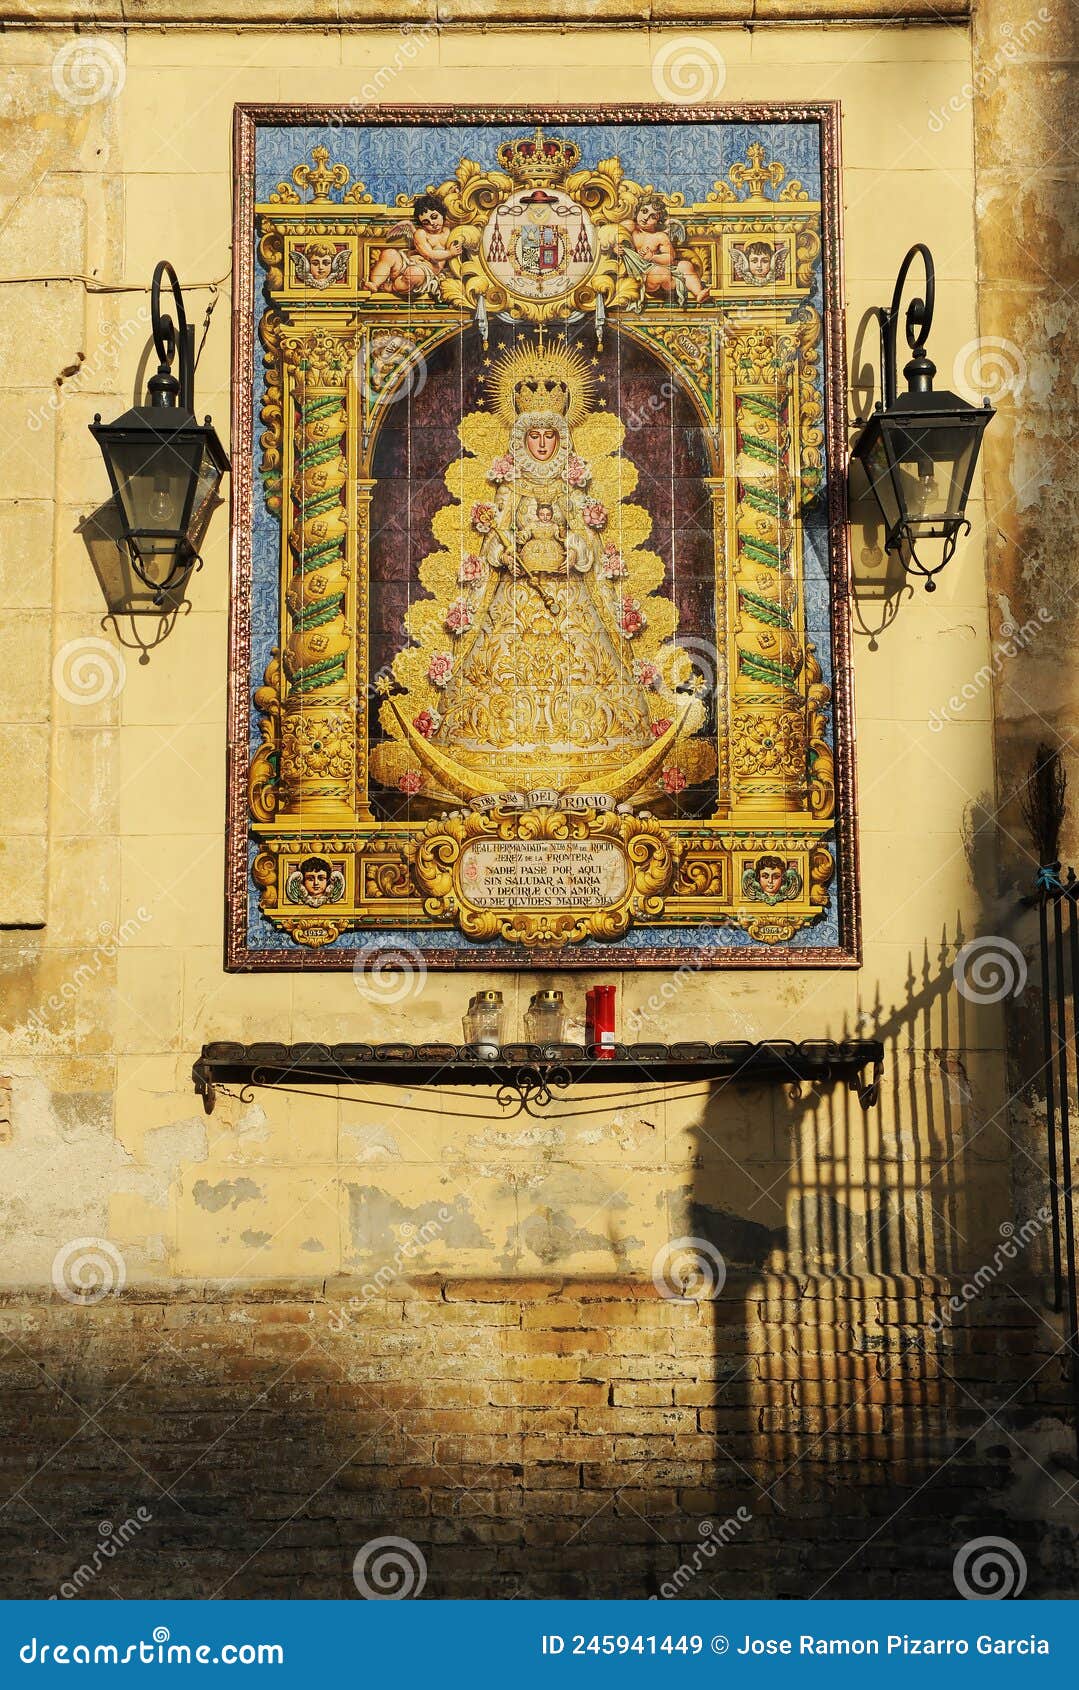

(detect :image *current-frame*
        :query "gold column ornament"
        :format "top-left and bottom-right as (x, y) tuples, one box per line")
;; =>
(352, 476), (376, 824)
(726, 322), (808, 819)
(277, 333), (356, 824)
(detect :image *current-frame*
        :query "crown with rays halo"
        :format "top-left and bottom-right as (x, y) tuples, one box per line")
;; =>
(487, 341), (595, 428)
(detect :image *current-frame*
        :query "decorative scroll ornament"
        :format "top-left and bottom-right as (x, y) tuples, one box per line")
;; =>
(413, 806), (680, 947)
(286, 145), (349, 203)
(708, 140), (808, 205)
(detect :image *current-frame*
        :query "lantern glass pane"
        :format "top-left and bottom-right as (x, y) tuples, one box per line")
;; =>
(882, 416), (984, 527)
(107, 432), (203, 550)
(860, 432), (902, 534)
(189, 442), (226, 541)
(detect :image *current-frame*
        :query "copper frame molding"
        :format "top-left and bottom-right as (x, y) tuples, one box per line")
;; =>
(226, 102), (859, 972)
(0, 4), (972, 25)
(0, 6), (974, 21)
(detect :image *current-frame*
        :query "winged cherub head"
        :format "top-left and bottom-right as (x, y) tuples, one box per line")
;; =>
(292, 241), (350, 290)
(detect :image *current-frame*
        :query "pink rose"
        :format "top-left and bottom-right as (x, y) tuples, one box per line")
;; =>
(602, 543), (627, 580)
(619, 596), (646, 637)
(633, 660), (660, 689)
(471, 502), (496, 534)
(487, 453), (514, 484)
(445, 598), (473, 635)
(427, 652), (454, 687)
(662, 766), (687, 795)
(651, 718), (672, 739)
(413, 709), (440, 740)
(582, 499), (608, 532)
(459, 552), (484, 584)
(567, 454), (590, 488)
(399, 770), (423, 795)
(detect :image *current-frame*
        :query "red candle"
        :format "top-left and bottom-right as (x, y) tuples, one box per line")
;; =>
(595, 984), (616, 1059)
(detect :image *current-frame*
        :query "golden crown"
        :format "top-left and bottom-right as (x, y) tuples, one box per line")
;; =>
(488, 343), (595, 426)
(513, 377), (571, 417)
(493, 341), (602, 425)
(497, 127), (581, 186)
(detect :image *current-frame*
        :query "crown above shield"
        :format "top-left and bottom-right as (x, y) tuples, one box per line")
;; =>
(497, 126), (581, 186)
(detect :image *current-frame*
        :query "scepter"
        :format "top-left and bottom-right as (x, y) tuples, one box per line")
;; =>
(487, 516), (560, 616)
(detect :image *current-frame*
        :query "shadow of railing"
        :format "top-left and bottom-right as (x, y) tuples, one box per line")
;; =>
(679, 919), (1070, 1596)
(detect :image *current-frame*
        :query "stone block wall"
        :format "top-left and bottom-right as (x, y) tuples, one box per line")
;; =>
(2, 1275), (1074, 1600)
(1, 3), (1077, 1600)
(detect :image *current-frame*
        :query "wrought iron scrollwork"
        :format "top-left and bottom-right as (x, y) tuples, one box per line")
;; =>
(192, 1037), (886, 1117)
(495, 1064), (574, 1119)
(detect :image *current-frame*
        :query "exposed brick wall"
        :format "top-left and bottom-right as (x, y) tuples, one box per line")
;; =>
(0, 1276), (1074, 1600)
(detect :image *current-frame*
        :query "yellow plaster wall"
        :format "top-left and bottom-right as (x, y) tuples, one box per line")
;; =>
(0, 21), (1012, 1292)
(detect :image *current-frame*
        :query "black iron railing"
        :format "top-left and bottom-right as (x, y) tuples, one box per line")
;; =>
(1031, 868), (1079, 1420)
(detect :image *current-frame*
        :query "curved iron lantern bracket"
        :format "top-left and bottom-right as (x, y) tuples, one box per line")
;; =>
(852, 243), (993, 592)
(88, 260), (229, 615)
(148, 259), (194, 412)
(875, 241), (936, 410)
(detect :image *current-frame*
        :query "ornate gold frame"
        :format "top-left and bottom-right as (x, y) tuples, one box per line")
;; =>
(227, 104), (858, 971)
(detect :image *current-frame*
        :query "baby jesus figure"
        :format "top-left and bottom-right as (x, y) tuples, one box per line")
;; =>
(516, 502), (569, 574)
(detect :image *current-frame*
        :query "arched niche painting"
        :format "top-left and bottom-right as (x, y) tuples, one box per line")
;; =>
(228, 105), (857, 971)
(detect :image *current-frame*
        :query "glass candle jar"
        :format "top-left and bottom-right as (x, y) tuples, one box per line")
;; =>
(525, 989), (566, 1044)
(463, 990), (505, 1058)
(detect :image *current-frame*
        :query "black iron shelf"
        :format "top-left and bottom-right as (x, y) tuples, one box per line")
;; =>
(192, 1038), (884, 1119)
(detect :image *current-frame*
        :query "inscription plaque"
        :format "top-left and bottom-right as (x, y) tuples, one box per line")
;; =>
(458, 838), (629, 911)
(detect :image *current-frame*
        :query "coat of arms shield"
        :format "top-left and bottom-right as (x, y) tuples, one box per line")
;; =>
(481, 187), (598, 302)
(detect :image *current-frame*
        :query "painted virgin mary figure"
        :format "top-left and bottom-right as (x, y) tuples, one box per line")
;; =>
(380, 344), (709, 806)
(434, 391), (661, 794)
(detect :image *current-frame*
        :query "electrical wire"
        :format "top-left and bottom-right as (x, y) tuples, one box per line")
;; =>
(0, 269), (231, 292)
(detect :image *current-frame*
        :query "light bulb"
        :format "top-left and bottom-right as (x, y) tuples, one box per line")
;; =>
(911, 470), (939, 518)
(148, 486), (173, 523)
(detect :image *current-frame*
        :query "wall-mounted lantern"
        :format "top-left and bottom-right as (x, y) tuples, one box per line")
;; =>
(850, 244), (993, 591)
(89, 261), (229, 610)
